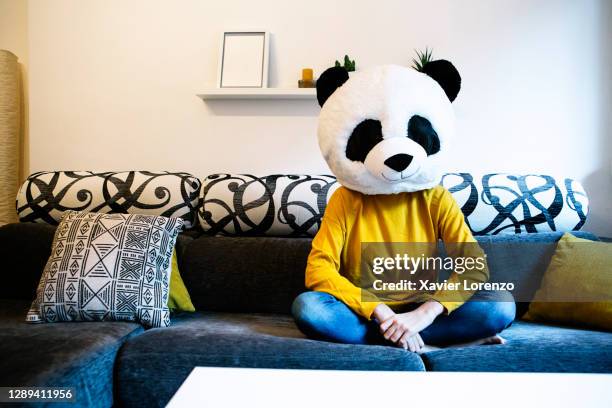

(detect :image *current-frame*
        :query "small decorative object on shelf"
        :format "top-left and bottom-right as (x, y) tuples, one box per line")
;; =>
(334, 54), (356, 72)
(298, 68), (316, 88)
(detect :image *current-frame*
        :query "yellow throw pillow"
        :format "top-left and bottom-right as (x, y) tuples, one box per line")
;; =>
(168, 250), (196, 313)
(524, 233), (612, 331)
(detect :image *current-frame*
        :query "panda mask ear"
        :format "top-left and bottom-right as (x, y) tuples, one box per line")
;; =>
(316, 66), (349, 107)
(420, 59), (461, 102)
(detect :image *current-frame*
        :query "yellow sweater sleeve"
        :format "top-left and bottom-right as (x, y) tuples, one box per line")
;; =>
(305, 189), (381, 320)
(429, 187), (490, 314)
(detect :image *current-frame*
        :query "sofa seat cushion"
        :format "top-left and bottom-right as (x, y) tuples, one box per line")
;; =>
(0, 299), (143, 408)
(116, 312), (425, 408)
(421, 321), (612, 373)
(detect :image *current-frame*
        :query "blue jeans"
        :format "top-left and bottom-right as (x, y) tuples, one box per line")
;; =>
(292, 290), (515, 346)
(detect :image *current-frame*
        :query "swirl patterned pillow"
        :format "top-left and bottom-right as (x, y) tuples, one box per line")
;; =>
(440, 173), (588, 235)
(198, 174), (339, 236)
(16, 171), (201, 229)
(199, 173), (589, 236)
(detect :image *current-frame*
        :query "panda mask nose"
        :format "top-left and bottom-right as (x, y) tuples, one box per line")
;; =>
(384, 154), (413, 172)
(363, 137), (427, 183)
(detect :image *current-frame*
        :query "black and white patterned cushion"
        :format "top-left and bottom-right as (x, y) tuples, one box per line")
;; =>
(441, 173), (588, 235)
(198, 174), (339, 236)
(16, 171), (201, 229)
(26, 211), (184, 328)
(198, 173), (589, 236)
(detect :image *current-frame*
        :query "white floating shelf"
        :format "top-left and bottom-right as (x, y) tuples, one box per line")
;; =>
(198, 88), (316, 100)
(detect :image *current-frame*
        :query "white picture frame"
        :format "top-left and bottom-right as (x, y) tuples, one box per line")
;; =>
(217, 31), (269, 88)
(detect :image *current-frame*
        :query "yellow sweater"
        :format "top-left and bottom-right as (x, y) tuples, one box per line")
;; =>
(305, 185), (489, 319)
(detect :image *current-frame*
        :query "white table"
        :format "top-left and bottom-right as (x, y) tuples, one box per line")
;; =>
(167, 366), (612, 408)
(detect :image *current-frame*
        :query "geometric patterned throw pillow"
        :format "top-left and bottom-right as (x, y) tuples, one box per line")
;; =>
(26, 211), (184, 328)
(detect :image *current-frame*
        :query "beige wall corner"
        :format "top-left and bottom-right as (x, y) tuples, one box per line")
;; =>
(0, 0), (29, 184)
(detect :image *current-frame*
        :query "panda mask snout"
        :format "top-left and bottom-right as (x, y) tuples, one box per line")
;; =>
(363, 137), (427, 183)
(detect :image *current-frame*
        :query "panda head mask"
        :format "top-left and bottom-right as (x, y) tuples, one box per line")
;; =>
(316, 60), (461, 195)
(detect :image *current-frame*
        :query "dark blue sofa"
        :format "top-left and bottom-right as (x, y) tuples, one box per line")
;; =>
(0, 223), (610, 408)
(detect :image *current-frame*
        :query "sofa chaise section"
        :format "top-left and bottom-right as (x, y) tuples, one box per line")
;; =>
(0, 223), (145, 407)
(0, 299), (143, 408)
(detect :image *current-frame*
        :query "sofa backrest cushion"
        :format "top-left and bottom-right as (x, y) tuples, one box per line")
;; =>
(180, 235), (311, 314)
(16, 171), (201, 229)
(179, 230), (598, 315)
(0, 223), (196, 302)
(476, 231), (598, 317)
(0, 223), (56, 300)
(199, 173), (589, 237)
(1, 223), (599, 316)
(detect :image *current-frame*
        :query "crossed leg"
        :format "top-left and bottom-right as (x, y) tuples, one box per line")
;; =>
(291, 290), (515, 348)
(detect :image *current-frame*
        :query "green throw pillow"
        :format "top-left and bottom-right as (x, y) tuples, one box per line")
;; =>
(168, 250), (195, 313)
(524, 233), (612, 331)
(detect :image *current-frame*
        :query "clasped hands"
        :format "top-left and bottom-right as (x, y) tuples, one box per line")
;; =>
(372, 301), (444, 352)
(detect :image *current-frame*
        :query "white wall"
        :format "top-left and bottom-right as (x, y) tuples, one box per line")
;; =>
(26, 0), (612, 235)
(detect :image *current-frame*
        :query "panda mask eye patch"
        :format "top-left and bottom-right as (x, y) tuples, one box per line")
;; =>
(407, 115), (441, 156)
(345, 119), (384, 162)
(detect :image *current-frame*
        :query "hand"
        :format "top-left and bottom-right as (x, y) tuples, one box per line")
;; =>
(402, 332), (425, 352)
(379, 301), (444, 351)
(371, 303), (395, 323)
